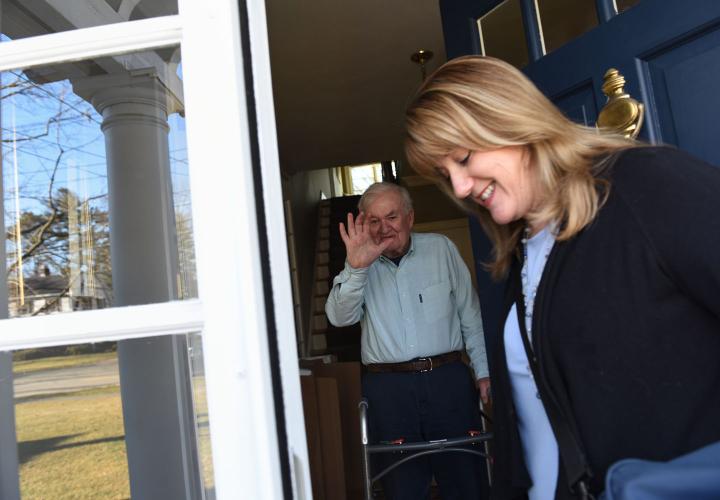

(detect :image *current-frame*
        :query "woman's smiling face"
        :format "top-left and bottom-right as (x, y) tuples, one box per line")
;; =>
(437, 146), (541, 226)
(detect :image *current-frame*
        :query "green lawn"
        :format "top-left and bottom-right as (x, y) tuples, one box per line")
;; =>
(192, 378), (215, 494)
(15, 386), (130, 500)
(14, 355), (215, 499)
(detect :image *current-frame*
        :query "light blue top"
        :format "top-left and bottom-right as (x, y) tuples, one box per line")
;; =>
(325, 232), (489, 379)
(504, 226), (559, 500)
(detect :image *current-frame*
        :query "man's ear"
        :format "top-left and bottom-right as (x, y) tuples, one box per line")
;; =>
(408, 209), (415, 228)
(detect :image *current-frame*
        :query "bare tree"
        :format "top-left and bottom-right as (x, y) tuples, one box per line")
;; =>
(2, 70), (111, 318)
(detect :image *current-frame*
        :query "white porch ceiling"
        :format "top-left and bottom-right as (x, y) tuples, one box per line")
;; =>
(266, 0), (447, 175)
(5, 0), (447, 176)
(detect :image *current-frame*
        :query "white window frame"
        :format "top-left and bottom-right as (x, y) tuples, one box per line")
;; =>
(0, 2), (309, 499)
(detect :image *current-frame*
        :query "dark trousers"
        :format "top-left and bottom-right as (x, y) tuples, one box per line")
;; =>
(362, 361), (489, 500)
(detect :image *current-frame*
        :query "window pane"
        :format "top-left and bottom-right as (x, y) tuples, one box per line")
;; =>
(12, 333), (214, 498)
(616, 0), (641, 13)
(188, 332), (215, 499)
(349, 164), (382, 195)
(2, 46), (197, 318)
(14, 344), (128, 498)
(478, 0), (529, 69)
(0, 0), (178, 41)
(169, 93), (198, 300)
(537, 0), (599, 54)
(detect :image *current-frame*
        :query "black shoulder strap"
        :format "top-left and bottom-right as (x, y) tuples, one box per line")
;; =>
(512, 264), (595, 499)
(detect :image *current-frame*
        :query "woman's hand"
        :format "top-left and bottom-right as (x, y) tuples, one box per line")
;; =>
(339, 212), (391, 269)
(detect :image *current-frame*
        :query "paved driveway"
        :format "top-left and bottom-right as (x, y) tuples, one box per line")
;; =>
(14, 358), (119, 399)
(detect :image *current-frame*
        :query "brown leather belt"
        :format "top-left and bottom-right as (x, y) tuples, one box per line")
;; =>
(366, 351), (462, 373)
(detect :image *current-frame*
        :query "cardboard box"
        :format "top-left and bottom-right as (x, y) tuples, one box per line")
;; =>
(300, 372), (327, 500)
(300, 361), (363, 500)
(312, 362), (362, 500)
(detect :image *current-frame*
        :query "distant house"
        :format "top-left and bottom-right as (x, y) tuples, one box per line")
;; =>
(9, 265), (110, 318)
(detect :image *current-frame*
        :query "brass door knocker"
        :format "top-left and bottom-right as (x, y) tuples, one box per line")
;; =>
(596, 68), (644, 138)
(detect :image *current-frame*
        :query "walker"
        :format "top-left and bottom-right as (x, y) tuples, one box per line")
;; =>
(358, 398), (493, 499)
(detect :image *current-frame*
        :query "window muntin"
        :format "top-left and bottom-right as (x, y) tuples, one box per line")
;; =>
(1, 0), (179, 41)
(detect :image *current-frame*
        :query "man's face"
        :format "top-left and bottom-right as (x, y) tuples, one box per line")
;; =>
(365, 191), (414, 259)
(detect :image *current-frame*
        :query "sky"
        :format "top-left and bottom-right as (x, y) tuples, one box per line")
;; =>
(0, 61), (192, 285)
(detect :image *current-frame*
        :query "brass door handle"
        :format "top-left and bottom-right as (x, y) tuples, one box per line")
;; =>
(596, 68), (644, 139)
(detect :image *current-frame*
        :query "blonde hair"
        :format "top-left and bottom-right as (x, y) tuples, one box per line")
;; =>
(405, 55), (637, 279)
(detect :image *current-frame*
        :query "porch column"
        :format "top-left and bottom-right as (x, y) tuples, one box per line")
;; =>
(0, 353), (20, 500)
(73, 72), (201, 500)
(0, 103), (20, 498)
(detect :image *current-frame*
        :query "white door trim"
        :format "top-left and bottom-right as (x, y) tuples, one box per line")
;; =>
(0, 1), (308, 497)
(244, 0), (313, 496)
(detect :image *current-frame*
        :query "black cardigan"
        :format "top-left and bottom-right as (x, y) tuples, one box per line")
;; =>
(489, 147), (720, 500)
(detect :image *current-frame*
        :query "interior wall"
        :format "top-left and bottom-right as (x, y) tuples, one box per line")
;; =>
(282, 168), (335, 353)
(407, 184), (467, 224)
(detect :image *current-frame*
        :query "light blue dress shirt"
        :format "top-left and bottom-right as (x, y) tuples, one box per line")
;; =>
(325, 232), (488, 379)
(504, 226), (559, 500)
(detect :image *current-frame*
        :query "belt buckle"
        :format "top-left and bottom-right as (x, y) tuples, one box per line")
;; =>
(418, 357), (433, 372)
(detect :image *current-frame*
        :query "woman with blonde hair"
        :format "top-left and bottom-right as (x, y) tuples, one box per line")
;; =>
(405, 55), (720, 500)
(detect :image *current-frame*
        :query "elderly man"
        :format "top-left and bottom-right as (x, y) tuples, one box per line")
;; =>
(325, 182), (489, 500)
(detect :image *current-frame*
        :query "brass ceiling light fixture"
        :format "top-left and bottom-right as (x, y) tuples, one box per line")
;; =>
(411, 49), (434, 82)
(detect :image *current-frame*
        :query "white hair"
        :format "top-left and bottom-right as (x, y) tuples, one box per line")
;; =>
(358, 182), (413, 213)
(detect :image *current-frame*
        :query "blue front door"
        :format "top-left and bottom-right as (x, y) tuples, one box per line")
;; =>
(523, 1), (720, 166)
(438, 0), (720, 362)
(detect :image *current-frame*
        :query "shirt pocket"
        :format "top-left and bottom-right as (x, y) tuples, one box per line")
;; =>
(420, 281), (453, 322)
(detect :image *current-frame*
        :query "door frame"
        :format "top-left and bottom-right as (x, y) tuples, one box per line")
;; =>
(0, 1), (310, 498)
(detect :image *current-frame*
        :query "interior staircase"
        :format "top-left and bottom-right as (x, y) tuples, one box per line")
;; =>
(308, 195), (362, 362)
